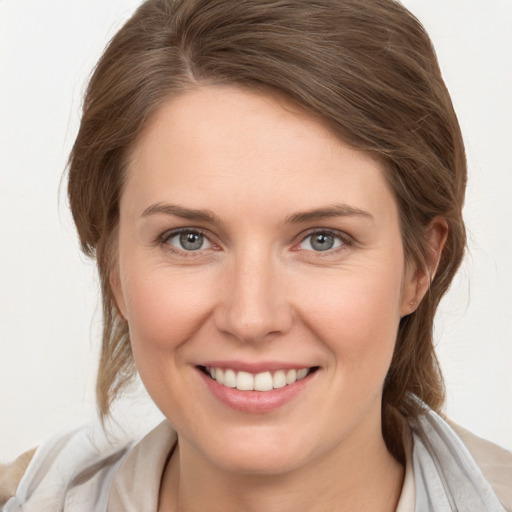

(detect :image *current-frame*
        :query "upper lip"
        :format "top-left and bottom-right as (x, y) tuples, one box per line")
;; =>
(198, 360), (315, 373)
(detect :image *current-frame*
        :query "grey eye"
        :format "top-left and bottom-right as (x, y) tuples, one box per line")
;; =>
(167, 231), (211, 251)
(180, 232), (204, 250)
(299, 232), (342, 252)
(310, 233), (334, 251)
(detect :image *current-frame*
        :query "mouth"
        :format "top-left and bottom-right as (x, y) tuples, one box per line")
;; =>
(198, 365), (320, 392)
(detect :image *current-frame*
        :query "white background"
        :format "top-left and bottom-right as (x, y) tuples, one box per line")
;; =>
(0, 0), (511, 462)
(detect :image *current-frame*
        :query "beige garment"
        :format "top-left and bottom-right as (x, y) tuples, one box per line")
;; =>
(449, 421), (512, 512)
(107, 422), (176, 512)
(106, 420), (417, 512)
(2, 417), (511, 511)
(108, 418), (512, 512)
(0, 449), (36, 505)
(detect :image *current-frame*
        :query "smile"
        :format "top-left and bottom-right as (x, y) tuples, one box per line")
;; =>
(197, 364), (320, 413)
(203, 366), (313, 391)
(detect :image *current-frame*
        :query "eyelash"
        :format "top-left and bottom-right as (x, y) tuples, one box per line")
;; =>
(157, 228), (353, 257)
(293, 229), (353, 255)
(158, 228), (217, 258)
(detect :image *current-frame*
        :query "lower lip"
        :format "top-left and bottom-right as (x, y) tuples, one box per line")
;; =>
(198, 369), (315, 413)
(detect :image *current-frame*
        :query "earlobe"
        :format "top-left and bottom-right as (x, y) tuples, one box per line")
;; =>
(400, 217), (448, 316)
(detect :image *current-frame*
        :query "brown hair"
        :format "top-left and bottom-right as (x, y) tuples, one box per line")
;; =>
(68, 0), (466, 431)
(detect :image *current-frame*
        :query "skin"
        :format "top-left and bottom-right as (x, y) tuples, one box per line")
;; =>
(111, 86), (445, 511)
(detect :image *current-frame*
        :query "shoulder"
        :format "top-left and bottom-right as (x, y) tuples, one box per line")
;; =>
(449, 420), (512, 511)
(0, 448), (37, 506)
(0, 424), (132, 511)
(407, 406), (512, 511)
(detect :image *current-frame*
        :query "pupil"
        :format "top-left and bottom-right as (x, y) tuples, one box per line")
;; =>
(312, 233), (334, 251)
(180, 232), (203, 250)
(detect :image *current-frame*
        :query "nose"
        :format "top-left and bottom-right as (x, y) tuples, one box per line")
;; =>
(214, 248), (293, 344)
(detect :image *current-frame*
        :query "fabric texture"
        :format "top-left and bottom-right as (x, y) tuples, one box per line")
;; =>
(2, 406), (511, 511)
(2, 425), (131, 512)
(449, 420), (512, 508)
(410, 410), (509, 511)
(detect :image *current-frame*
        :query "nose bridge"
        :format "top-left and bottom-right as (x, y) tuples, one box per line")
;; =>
(215, 243), (291, 343)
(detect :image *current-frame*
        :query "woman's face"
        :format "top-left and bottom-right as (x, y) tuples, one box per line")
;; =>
(113, 86), (421, 474)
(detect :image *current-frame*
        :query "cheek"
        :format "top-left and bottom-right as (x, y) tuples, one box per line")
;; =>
(295, 260), (404, 366)
(122, 266), (217, 353)
(122, 266), (219, 415)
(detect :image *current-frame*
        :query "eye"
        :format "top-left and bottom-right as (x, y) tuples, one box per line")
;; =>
(165, 230), (212, 251)
(298, 231), (344, 252)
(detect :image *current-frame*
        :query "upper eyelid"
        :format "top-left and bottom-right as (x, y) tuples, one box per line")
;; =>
(157, 228), (218, 259)
(159, 227), (217, 250)
(160, 226), (211, 241)
(296, 228), (354, 244)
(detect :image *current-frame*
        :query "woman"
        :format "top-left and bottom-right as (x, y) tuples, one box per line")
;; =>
(2, 0), (511, 510)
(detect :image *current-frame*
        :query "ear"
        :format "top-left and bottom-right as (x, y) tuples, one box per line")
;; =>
(110, 263), (128, 321)
(400, 217), (448, 316)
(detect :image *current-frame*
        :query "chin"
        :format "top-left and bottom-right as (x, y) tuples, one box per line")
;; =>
(199, 427), (312, 476)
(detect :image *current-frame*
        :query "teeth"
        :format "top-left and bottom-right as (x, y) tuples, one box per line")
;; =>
(254, 371), (273, 391)
(286, 369), (297, 384)
(272, 370), (287, 389)
(236, 371), (254, 390)
(205, 366), (312, 391)
(224, 369), (237, 388)
(297, 368), (308, 380)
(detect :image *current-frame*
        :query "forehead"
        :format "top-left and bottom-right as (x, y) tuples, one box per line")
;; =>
(122, 85), (398, 224)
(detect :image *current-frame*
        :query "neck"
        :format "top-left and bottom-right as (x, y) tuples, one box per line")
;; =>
(159, 415), (404, 512)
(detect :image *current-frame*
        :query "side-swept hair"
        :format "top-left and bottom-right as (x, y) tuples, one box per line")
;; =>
(68, 0), (466, 435)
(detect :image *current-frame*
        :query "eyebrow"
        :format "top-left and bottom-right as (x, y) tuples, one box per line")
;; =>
(285, 204), (374, 224)
(140, 202), (373, 225)
(141, 203), (222, 223)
